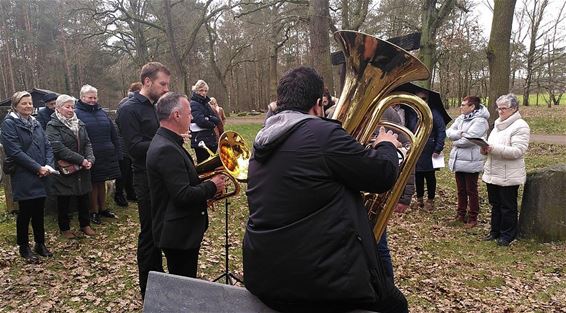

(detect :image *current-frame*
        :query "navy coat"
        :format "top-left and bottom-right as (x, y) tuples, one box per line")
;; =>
(406, 107), (446, 172)
(0, 113), (54, 201)
(46, 115), (95, 196)
(189, 93), (219, 150)
(36, 106), (54, 130)
(75, 100), (121, 182)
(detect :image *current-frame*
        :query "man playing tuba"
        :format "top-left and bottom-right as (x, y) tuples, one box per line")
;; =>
(243, 66), (408, 313)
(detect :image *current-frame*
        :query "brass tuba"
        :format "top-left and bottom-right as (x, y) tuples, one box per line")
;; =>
(195, 131), (250, 200)
(331, 31), (434, 240)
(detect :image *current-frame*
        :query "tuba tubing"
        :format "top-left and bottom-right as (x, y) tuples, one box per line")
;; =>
(332, 30), (434, 240)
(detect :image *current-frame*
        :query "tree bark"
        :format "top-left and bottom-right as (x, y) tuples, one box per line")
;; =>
(309, 0), (334, 91)
(419, 0), (456, 89)
(486, 0), (517, 128)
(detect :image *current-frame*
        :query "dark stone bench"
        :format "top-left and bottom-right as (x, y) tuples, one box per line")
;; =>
(143, 271), (376, 313)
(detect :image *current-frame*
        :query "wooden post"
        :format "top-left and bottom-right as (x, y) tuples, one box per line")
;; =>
(0, 144), (17, 213)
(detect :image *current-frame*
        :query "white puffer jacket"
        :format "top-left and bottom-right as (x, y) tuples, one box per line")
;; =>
(446, 105), (490, 173)
(482, 111), (530, 186)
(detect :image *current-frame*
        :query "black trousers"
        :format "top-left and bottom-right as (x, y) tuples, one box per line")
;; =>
(415, 170), (437, 199)
(162, 247), (200, 278)
(57, 193), (90, 231)
(486, 183), (520, 242)
(16, 197), (46, 246)
(134, 170), (164, 297)
(115, 156), (135, 198)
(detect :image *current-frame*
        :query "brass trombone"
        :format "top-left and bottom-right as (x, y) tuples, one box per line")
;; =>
(195, 131), (250, 200)
(332, 30), (434, 240)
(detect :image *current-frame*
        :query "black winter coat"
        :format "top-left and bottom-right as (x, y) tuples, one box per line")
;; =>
(189, 93), (219, 150)
(0, 113), (53, 201)
(116, 92), (159, 171)
(46, 116), (95, 196)
(75, 100), (120, 182)
(146, 128), (216, 250)
(243, 112), (400, 310)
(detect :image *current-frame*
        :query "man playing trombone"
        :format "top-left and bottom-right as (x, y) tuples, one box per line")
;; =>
(243, 67), (408, 313)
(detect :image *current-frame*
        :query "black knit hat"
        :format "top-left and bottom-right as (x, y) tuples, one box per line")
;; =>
(43, 92), (58, 103)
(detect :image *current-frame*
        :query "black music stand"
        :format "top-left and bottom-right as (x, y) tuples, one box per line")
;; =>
(213, 196), (243, 285)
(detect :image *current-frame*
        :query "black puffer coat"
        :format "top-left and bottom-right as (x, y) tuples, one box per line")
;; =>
(189, 93), (219, 150)
(244, 111), (400, 310)
(75, 100), (121, 182)
(46, 115), (95, 196)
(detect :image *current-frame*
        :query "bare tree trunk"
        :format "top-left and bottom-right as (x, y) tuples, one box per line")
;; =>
(419, 0), (456, 89)
(163, 0), (189, 93)
(309, 0), (334, 91)
(486, 0), (517, 128)
(522, 0), (549, 106)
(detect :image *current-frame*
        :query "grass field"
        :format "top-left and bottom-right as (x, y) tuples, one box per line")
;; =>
(0, 106), (565, 312)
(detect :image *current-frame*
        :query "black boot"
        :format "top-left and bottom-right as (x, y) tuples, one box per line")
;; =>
(19, 245), (39, 262)
(114, 193), (128, 207)
(34, 243), (53, 257)
(90, 213), (102, 225)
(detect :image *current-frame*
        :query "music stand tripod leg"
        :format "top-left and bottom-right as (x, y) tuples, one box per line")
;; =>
(213, 197), (242, 285)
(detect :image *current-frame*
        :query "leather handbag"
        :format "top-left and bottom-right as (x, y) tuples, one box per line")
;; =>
(56, 159), (82, 175)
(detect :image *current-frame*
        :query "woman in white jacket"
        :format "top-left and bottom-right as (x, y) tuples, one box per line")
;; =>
(446, 96), (489, 228)
(481, 93), (530, 246)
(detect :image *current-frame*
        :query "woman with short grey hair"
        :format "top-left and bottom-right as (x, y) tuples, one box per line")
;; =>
(47, 94), (96, 238)
(481, 93), (530, 246)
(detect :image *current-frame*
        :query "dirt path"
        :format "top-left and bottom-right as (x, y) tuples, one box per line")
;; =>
(227, 115), (566, 145)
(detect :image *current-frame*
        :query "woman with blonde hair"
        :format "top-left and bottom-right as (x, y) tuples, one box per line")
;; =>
(1, 91), (54, 261)
(189, 80), (221, 162)
(46, 94), (96, 238)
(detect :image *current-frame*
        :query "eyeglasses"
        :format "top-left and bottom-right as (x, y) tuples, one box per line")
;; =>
(496, 107), (510, 111)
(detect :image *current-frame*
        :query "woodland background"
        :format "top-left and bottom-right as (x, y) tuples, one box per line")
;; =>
(0, 0), (564, 116)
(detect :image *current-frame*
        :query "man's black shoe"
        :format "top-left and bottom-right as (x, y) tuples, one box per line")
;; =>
(90, 213), (102, 224)
(114, 193), (128, 207)
(19, 245), (39, 262)
(483, 234), (498, 241)
(496, 238), (511, 246)
(99, 210), (117, 218)
(34, 243), (53, 257)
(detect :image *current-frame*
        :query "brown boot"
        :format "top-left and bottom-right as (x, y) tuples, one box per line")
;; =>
(424, 199), (434, 211)
(81, 226), (96, 236)
(61, 230), (76, 239)
(464, 219), (478, 229)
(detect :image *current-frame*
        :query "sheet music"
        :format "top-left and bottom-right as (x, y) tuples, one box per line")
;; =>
(464, 137), (489, 147)
(432, 153), (445, 169)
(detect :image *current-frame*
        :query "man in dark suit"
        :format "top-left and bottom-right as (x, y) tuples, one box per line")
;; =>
(146, 92), (225, 277)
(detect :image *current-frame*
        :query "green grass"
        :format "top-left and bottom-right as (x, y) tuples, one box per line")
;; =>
(0, 117), (565, 312)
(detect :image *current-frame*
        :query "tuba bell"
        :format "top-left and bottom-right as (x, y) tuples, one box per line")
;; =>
(195, 131), (250, 201)
(332, 30), (434, 240)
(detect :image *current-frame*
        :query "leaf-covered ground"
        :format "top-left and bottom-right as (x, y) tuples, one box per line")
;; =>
(1, 122), (565, 312)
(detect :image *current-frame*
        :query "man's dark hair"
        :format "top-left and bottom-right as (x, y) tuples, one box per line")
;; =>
(464, 95), (481, 110)
(140, 62), (171, 84)
(276, 66), (324, 112)
(156, 92), (187, 121)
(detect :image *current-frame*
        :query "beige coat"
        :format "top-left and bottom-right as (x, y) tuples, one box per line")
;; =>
(482, 112), (530, 186)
